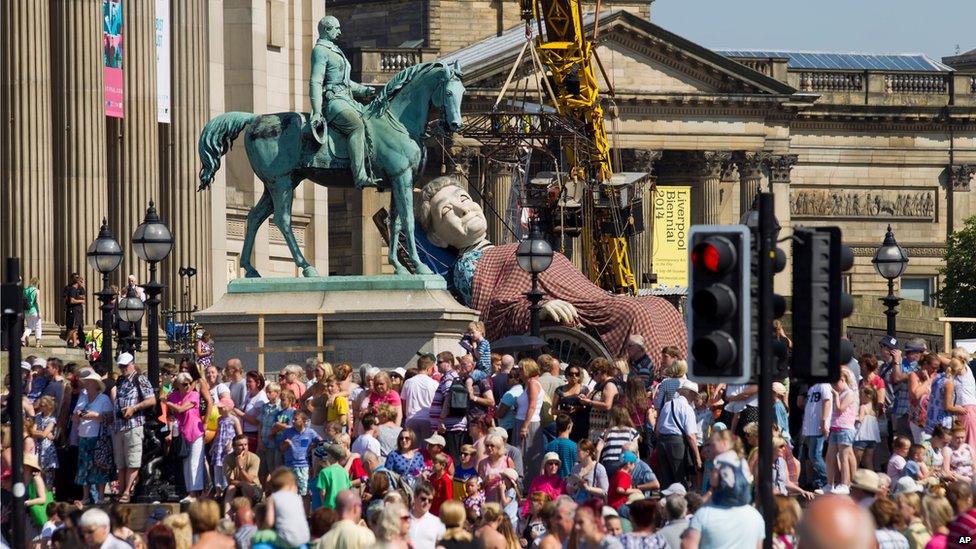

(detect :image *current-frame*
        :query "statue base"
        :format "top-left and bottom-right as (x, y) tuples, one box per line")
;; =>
(195, 275), (478, 372)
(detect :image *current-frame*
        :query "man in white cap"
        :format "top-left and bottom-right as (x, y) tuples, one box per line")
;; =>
(110, 352), (156, 502)
(654, 379), (701, 487)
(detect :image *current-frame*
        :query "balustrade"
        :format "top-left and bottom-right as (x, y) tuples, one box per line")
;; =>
(798, 71), (863, 92)
(884, 73), (948, 94)
(379, 50), (420, 72)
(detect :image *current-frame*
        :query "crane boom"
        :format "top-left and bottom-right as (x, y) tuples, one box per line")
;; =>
(520, 0), (638, 295)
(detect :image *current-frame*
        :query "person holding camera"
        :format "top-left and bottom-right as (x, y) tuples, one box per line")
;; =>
(110, 352), (157, 502)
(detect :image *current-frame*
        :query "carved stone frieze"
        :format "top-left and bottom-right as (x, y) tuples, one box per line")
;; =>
(949, 164), (976, 192)
(790, 187), (937, 220)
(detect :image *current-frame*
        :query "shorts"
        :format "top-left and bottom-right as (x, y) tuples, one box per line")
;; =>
(829, 428), (855, 446)
(112, 425), (144, 468)
(853, 440), (877, 450)
(291, 466), (309, 496)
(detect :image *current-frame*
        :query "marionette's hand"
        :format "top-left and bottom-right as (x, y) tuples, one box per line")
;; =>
(541, 300), (578, 324)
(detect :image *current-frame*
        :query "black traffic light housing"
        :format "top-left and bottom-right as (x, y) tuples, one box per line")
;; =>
(687, 225), (751, 384)
(792, 227), (854, 381)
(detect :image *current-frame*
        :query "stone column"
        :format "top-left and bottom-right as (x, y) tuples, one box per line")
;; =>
(766, 154), (797, 295)
(483, 158), (515, 245)
(51, 0), (109, 326)
(1, 1), (55, 322)
(160, 0), (213, 310)
(735, 151), (768, 216)
(108, 0), (158, 288)
(694, 151), (730, 224)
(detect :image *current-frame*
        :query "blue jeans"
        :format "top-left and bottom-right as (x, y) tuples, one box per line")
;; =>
(804, 435), (827, 488)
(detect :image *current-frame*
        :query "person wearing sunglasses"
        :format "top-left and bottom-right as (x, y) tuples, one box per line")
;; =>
(385, 428), (425, 483)
(553, 365), (591, 441)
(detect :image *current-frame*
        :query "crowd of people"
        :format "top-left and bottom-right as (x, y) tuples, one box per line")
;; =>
(5, 319), (976, 549)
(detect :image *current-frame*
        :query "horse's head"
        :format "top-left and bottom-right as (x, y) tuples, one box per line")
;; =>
(432, 61), (465, 134)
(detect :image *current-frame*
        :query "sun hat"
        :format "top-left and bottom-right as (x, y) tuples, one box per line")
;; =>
(500, 468), (519, 483)
(391, 367), (406, 378)
(216, 396), (235, 409)
(679, 379), (699, 393)
(661, 483), (688, 497)
(23, 453), (41, 472)
(712, 422), (728, 432)
(772, 382), (787, 396)
(117, 352), (134, 366)
(425, 434), (447, 447)
(626, 334), (645, 348)
(32, 357), (46, 368)
(543, 452), (561, 465)
(905, 342), (926, 353)
(850, 469), (880, 494)
(894, 476), (924, 495)
(79, 370), (105, 391)
(20, 361), (31, 371)
(602, 506), (619, 518)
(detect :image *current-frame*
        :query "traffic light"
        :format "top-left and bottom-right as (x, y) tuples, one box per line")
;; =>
(687, 225), (751, 384)
(792, 227), (854, 381)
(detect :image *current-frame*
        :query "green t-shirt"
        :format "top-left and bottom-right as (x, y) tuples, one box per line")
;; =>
(24, 286), (38, 315)
(316, 463), (351, 510)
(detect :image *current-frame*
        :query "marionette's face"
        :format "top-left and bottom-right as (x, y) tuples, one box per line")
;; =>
(426, 185), (488, 249)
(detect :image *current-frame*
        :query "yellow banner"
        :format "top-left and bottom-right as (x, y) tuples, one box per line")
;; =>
(652, 186), (691, 287)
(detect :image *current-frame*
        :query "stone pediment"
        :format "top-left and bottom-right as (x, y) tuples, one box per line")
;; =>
(445, 10), (796, 98)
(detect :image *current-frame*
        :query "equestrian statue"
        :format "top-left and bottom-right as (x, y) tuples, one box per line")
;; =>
(197, 16), (465, 277)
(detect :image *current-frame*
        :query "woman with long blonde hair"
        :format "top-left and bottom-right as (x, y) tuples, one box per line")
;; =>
(437, 500), (473, 548)
(477, 502), (520, 549)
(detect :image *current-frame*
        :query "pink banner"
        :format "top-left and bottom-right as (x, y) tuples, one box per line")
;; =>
(103, 0), (124, 118)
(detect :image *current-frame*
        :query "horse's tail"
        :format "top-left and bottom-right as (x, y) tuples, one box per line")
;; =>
(197, 112), (255, 191)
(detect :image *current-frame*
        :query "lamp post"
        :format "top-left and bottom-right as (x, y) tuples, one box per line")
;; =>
(872, 225), (909, 338)
(132, 200), (174, 388)
(516, 218), (554, 338)
(86, 219), (124, 371)
(116, 295), (146, 352)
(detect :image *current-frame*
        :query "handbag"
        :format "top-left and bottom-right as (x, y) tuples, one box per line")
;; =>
(171, 432), (192, 458)
(671, 400), (698, 476)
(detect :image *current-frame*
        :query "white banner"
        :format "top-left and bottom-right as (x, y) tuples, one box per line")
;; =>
(155, 0), (170, 123)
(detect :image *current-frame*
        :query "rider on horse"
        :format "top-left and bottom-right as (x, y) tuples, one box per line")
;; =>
(308, 16), (379, 189)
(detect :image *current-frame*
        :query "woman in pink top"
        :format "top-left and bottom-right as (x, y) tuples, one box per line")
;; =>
(368, 372), (403, 425)
(825, 368), (858, 495)
(165, 372), (206, 498)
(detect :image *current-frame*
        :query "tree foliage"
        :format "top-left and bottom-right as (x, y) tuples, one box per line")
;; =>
(937, 215), (976, 340)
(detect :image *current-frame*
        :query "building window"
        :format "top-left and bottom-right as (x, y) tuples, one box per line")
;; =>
(901, 277), (933, 306)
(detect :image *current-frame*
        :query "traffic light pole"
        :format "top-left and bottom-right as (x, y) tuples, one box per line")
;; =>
(2, 258), (27, 549)
(757, 194), (775, 549)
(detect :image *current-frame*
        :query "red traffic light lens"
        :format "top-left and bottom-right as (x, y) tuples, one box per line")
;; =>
(691, 237), (736, 275)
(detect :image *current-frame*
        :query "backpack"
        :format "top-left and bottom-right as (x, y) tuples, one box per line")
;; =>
(447, 377), (469, 417)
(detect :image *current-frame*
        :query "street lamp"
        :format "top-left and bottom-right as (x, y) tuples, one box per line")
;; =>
(872, 225), (909, 338)
(516, 218), (554, 338)
(86, 219), (124, 371)
(132, 200), (173, 388)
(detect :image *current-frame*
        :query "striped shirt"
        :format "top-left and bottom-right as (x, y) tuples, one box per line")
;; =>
(948, 509), (976, 549)
(429, 370), (467, 432)
(600, 426), (639, 467)
(474, 339), (492, 379)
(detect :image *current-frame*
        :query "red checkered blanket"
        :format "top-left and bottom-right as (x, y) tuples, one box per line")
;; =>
(471, 244), (688, 357)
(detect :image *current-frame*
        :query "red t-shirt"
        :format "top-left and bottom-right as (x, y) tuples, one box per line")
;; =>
(347, 457), (367, 483)
(607, 469), (632, 510)
(430, 471), (453, 515)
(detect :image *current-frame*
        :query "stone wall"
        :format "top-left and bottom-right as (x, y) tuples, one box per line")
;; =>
(846, 295), (946, 353)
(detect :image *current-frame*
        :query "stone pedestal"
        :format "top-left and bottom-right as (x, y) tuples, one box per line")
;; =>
(195, 275), (479, 372)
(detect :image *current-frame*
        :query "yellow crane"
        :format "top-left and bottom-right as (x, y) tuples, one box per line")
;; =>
(519, 0), (638, 295)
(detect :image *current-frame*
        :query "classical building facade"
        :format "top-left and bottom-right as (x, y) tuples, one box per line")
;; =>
(332, 2), (976, 305)
(3, 0), (974, 334)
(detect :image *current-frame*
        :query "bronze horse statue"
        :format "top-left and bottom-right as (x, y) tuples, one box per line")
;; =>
(197, 61), (465, 277)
